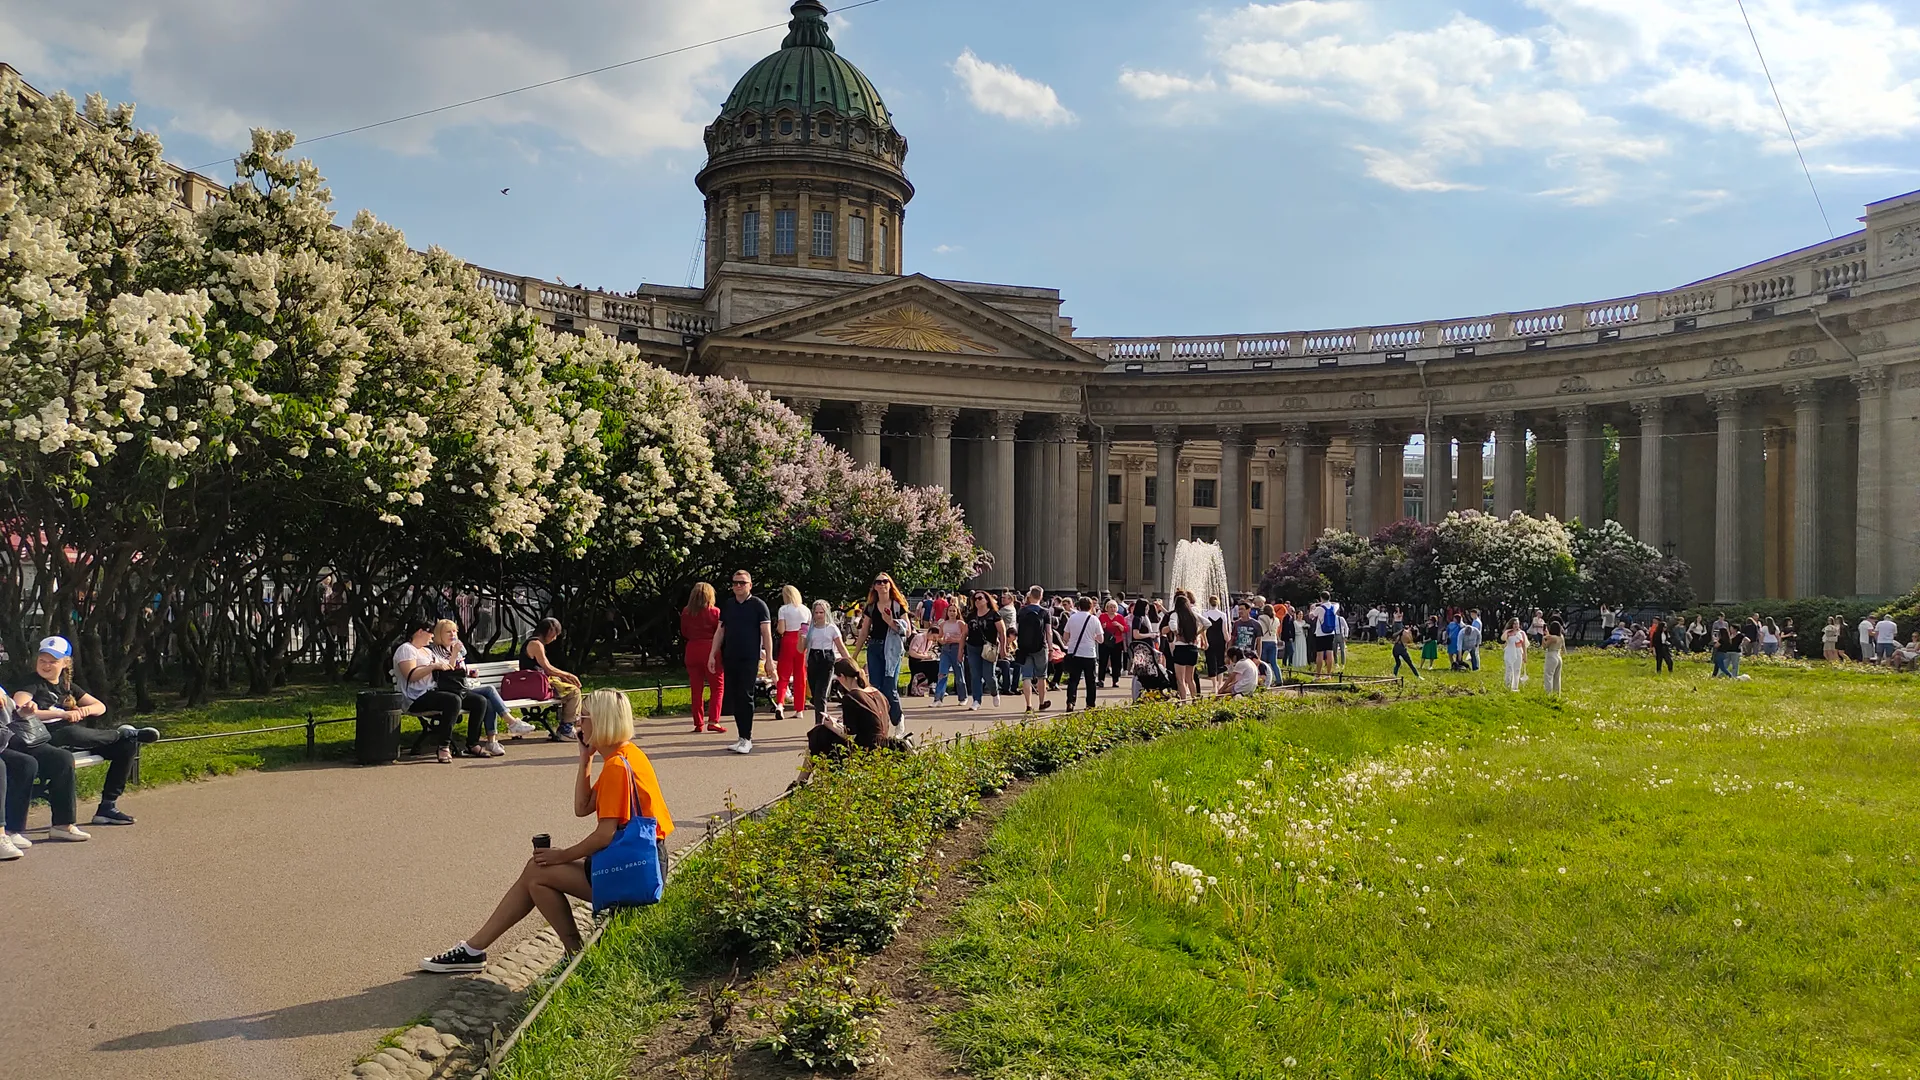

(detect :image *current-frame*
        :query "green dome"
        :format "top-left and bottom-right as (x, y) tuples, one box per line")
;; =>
(718, 0), (892, 129)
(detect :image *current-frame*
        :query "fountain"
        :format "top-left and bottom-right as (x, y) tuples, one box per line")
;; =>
(1168, 539), (1229, 604)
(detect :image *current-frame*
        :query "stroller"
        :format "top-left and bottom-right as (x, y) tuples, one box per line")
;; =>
(1129, 641), (1174, 698)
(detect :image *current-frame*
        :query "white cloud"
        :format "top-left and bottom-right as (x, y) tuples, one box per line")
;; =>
(952, 49), (1075, 126)
(0, 0), (792, 162)
(931, 243), (963, 254)
(1121, 0), (1920, 201)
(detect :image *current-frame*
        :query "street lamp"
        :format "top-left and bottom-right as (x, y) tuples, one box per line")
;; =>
(1158, 537), (1171, 600)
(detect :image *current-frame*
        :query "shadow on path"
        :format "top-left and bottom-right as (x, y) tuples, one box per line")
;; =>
(93, 977), (431, 1051)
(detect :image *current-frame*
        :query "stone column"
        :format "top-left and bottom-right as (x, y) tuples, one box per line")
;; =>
(1456, 427), (1485, 514)
(1378, 435), (1406, 527)
(920, 407), (958, 494)
(1422, 423), (1452, 523)
(1218, 424), (1246, 590)
(1633, 399), (1667, 551)
(1349, 420), (1379, 538)
(1709, 390), (1746, 602)
(1490, 412), (1522, 517)
(1617, 422), (1641, 535)
(1854, 368), (1888, 596)
(1053, 415), (1080, 591)
(851, 401), (887, 467)
(787, 397), (821, 431)
(1782, 382), (1822, 598)
(1282, 423), (1310, 550)
(1154, 426), (1182, 591)
(1090, 427), (1110, 593)
(1559, 405), (1592, 526)
(985, 411), (1020, 590)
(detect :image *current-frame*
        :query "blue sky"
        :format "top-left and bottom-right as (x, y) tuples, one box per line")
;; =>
(7, 0), (1919, 337)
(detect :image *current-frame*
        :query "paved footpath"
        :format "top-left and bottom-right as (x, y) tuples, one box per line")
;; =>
(0, 688), (1066, 1080)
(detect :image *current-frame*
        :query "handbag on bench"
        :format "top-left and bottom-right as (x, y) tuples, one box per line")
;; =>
(499, 669), (552, 701)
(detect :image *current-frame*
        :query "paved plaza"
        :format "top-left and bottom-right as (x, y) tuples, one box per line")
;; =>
(1, 692), (1054, 1080)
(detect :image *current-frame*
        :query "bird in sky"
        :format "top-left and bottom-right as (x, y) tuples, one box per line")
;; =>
(499, 187), (510, 195)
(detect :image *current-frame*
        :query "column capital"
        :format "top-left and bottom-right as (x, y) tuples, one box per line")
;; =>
(1050, 413), (1081, 442)
(1348, 418), (1379, 443)
(1280, 421), (1311, 445)
(1216, 422), (1245, 446)
(1782, 380), (1824, 408)
(786, 396), (821, 420)
(1630, 397), (1668, 420)
(925, 406), (959, 437)
(1851, 365), (1888, 394)
(1555, 403), (1590, 426)
(1487, 410), (1518, 430)
(1153, 424), (1184, 446)
(990, 409), (1022, 437)
(854, 400), (889, 434)
(1706, 388), (1747, 415)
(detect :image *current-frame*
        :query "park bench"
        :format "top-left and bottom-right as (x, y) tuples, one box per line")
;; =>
(469, 660), (569, 739)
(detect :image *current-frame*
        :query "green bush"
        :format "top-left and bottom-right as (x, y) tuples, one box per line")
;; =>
(1678, 595), (1913, 655)
(760, 951), (889, 1070)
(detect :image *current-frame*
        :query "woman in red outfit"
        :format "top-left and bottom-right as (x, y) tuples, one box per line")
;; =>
(681, 582), (725, 733)
(773, 584), (810, 721)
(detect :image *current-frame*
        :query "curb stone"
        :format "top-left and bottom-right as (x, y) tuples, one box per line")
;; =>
(338, 899), (585, 1080)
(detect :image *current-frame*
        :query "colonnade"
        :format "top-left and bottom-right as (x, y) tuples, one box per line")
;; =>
(791, 366), (1897, 602)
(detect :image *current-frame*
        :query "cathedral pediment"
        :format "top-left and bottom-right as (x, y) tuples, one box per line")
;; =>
(708, 274), (1102, 369)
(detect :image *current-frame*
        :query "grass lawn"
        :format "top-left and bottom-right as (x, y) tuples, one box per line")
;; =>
(929, 647), (1920, 1079)
(79, 670), (706, 799)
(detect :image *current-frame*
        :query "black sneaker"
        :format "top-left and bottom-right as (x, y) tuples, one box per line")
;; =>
(118, 725), (161, 744)
(91, 804), (136, 826)
(421, 943), (487, 973)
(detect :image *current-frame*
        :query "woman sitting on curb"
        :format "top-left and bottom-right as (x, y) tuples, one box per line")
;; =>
(12, 636), (157, 827)
(422, 689), (673, 971)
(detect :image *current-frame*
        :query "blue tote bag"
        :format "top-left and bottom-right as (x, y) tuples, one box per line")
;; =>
(589, 759), (665, 913)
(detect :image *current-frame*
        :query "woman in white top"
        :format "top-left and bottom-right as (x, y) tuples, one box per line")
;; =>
(1759, 618), (1780, 657)
(393, 622), (482, 764)
(1541, 620), (1565, 695)
(1060, 595), (1105, 712)
(1821, 616), (1843, 662)
(774, 585), (811, 720)
(1501, 618), (1529, 692)
(802, 600), (853, 723)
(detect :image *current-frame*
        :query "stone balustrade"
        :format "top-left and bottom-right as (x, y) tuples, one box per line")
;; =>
(1082, 230), (1879, 373)
(468, 264), (714, 345)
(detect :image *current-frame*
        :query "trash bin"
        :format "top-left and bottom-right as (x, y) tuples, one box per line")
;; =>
(355, 690), (404, 765)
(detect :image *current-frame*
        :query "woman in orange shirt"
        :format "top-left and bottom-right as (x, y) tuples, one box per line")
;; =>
(421, 689), (673, 969)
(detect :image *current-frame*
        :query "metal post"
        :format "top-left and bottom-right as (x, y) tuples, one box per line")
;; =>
(655, 685), (664, 717)
(305, 709), (316, 759)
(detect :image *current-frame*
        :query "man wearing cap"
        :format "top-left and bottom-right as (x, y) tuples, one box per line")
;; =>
(11, 636), (157, 828)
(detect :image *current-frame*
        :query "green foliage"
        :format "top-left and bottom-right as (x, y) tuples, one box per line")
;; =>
(760, 952), (889, 1070)
(1678, 595), (1914, 651)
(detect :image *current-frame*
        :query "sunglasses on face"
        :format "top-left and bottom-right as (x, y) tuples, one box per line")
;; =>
(731, 580), (751, 586)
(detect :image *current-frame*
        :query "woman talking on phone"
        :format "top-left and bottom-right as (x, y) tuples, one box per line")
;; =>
(421, 689), (672, 970)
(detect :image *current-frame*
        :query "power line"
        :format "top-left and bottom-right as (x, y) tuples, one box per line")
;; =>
(1734, 0), (1832, 238)
(183, 0), (889, 174)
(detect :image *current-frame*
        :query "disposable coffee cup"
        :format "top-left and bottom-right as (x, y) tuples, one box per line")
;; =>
(532, 833), (551, 850)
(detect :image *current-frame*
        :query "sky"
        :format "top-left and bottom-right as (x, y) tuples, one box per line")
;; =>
(7, 0), (1920, 338)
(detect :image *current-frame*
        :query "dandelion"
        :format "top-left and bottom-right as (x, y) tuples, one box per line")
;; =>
(1283, 1058), (1298, 1068)
(1121, 853), (1131, 863)
(1733, 918), (1744, 929)
(1558, 867), (1567, 875)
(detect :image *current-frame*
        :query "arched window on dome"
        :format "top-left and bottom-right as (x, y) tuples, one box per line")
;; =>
(778, 115), (795, 136)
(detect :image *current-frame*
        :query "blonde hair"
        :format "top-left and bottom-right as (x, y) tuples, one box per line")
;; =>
(582, 689), (634, 748)
(432, 619), (458, 642)
(687, 582), (715, 612)
(781, 584), (802, 608)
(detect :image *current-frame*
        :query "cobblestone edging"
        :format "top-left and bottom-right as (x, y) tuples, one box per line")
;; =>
(341, 900), (585, 1080)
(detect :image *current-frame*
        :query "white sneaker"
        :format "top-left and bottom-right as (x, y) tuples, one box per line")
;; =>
(8, 832), (31, 849)
(0, 836), (20, 860)
(486, 739), (506, 757)
(968, 702), (979, 711)
(48, 824), (91, 842)
(992, 694), (1001, 708)
(506, 719), (536, 736)
(727, 739), (753, 755)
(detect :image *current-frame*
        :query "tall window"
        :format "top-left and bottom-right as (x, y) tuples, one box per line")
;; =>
(1192, 478), (1218, 509)
(879, 222), (890, 272)
(849, 216), (868, 262)
(1191, 526), (1218, 544)
(773, 210), (797, 255)
(740, 211), (761, 258)
(1252, 528), (1266, 575)
(1249, 480), (1264, 511)
(1107, 522), (1123, 582)
(812, 210), (835, 257)
(1142, 523), (1157, 581)
(1107, 474), (1122, 505)
(1144, 476), (1158, 506)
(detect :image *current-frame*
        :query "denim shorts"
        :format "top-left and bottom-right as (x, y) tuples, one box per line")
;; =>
(1018, 653), (1049, 682)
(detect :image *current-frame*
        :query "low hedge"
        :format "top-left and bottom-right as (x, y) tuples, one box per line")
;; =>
(494, 691), (1343, 1078)
(1677, 593), (1917, 655)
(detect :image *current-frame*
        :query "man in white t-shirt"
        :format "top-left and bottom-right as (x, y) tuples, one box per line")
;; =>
(1859, 615), (1878, 662)
(1061, 595), (1105, 712)
(1875, 614), (1899, 662)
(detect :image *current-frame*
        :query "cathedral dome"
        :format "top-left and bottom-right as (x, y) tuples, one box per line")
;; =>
(718, 0), (892, 130)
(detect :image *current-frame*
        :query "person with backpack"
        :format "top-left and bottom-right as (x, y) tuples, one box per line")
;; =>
(1307, 594), (1341, 675)
(1201, 595), (1231, 692)
(1168, 593), (1208, 700)
(1014, 586), (1057, 713)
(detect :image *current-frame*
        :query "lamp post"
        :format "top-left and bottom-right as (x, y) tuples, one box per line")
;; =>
(1158, 537), (1171, 600)
(1663, 540), (1677, 560)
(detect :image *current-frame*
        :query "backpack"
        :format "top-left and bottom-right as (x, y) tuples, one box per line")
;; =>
(1319, 602), (1339, 635)
(1016, 604), (1047, 657)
